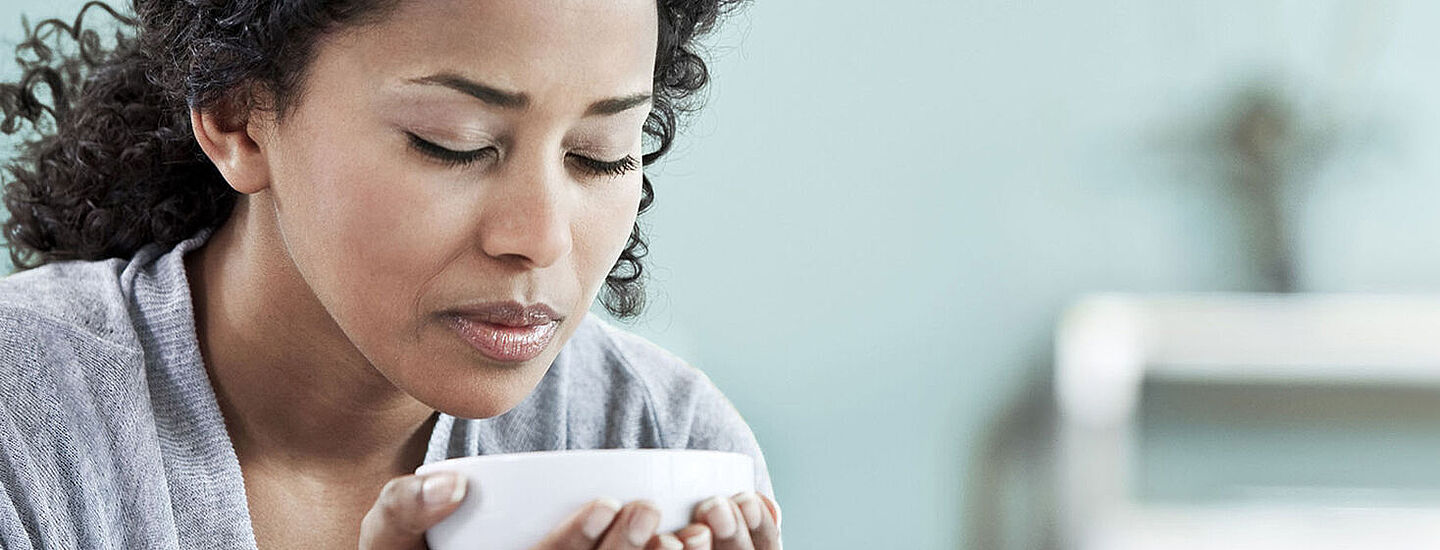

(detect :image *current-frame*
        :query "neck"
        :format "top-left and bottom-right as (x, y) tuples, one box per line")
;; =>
(186, 192), (436, 479)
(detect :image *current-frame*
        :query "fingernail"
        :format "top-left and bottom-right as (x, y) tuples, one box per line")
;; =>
(699, 497), (737, 539)
(656, 533), (684, 549)
(683, 529), (712, 548)
(733, 493), (762, 529)
(582, 498), (622, 540)
(626, 506), (660, 546)
(421, 473), (466, 506)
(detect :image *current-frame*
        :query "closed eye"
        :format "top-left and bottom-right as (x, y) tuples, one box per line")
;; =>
(406, 132), (496, 168)
(407, 131), (639, 178)
(568, 153), (640, 178)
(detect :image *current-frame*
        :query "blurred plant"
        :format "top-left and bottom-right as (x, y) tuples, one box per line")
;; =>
(1150, 0), (1398, 293)
(1151, 73), (1400, 293)
(1220, 82), (1313, 292)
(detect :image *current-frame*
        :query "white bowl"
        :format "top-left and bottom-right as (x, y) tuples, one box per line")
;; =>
(416, 449), (755, 550)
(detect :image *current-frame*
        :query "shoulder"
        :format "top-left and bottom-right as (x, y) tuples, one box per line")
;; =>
(566, 315), (711, 403)
(0, 258), (149, 477)
(0, 257), (148, 425)
(559, 315), (774, 495)
(0, 258), (139, 351)
(0, 260), (155, 548)
(560, 315), (723, 438)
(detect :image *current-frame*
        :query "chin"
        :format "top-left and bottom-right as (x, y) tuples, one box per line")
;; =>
(401, 355), (554, 420)
(432, 398), (524, 421)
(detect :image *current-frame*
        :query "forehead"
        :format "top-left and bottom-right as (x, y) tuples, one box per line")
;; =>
(327, 0), (659, 99)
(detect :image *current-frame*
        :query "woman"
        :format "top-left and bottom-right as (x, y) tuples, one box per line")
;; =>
(0, 0), (780, 548)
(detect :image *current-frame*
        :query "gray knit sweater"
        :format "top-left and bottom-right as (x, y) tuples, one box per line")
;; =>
(0, 229), (772, 549)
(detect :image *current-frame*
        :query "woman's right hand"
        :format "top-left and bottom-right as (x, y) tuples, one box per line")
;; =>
(358, 471), (683, 550)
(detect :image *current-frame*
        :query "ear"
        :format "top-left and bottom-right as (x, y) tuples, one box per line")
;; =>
(190, 95), (273, 195)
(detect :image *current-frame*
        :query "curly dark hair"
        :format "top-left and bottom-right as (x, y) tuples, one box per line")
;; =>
(0, 0), (743, 317)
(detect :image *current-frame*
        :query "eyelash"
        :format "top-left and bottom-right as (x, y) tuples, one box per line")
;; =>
(405, 132), (639, 177)
(406, 133), (494, 168)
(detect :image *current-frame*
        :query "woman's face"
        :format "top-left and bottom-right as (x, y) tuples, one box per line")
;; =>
(255, 0), (656, 418)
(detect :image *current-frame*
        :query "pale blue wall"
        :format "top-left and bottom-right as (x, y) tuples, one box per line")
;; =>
(626, 1), (1440, 548)
(5, 1), (1440, 548)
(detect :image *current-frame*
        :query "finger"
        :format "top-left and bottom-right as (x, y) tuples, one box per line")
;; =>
(644, 533), (684, 550)
(692, 497), (754, 550)
(530, 498), (623, 550)
(756, 493), (782, 531)
(674, 524), (712, 550)
(595, 500), (661, 550)
(359, 472), (468, 550)
(732, 493), (780, 550)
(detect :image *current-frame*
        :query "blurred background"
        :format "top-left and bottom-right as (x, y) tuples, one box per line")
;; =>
(7, 0), (1440, 548)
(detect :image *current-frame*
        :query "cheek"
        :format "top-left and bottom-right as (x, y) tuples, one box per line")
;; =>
(575, 174), (644, 292)
(270, 131), (449, 348)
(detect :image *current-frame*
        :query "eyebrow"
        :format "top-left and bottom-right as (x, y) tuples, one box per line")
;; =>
(407, 72), (652, 116)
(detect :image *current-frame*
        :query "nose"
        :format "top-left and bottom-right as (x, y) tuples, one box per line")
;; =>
(476, 153), (573, 270)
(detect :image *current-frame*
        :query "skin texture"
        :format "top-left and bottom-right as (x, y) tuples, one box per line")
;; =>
(185, 0), (781, 548)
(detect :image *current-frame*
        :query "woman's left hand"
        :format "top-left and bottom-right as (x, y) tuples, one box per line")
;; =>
(661, 492), (781, 550)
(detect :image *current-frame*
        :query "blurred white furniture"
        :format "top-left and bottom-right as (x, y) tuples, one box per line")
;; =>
(1054, 293), (1440, 550)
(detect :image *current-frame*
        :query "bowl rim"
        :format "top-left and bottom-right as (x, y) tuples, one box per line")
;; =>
(415, 448), (752, 475)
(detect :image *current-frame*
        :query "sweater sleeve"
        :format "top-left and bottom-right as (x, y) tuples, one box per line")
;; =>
(679, 372), (775, 500)
(592, 321), (776, 500)
(0, 478), (35, 550)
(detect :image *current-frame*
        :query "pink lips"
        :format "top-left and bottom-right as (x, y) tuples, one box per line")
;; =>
(445, 302), (562, 363)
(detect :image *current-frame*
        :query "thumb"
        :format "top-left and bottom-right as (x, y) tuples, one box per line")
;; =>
(359, 472), (469, 550)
